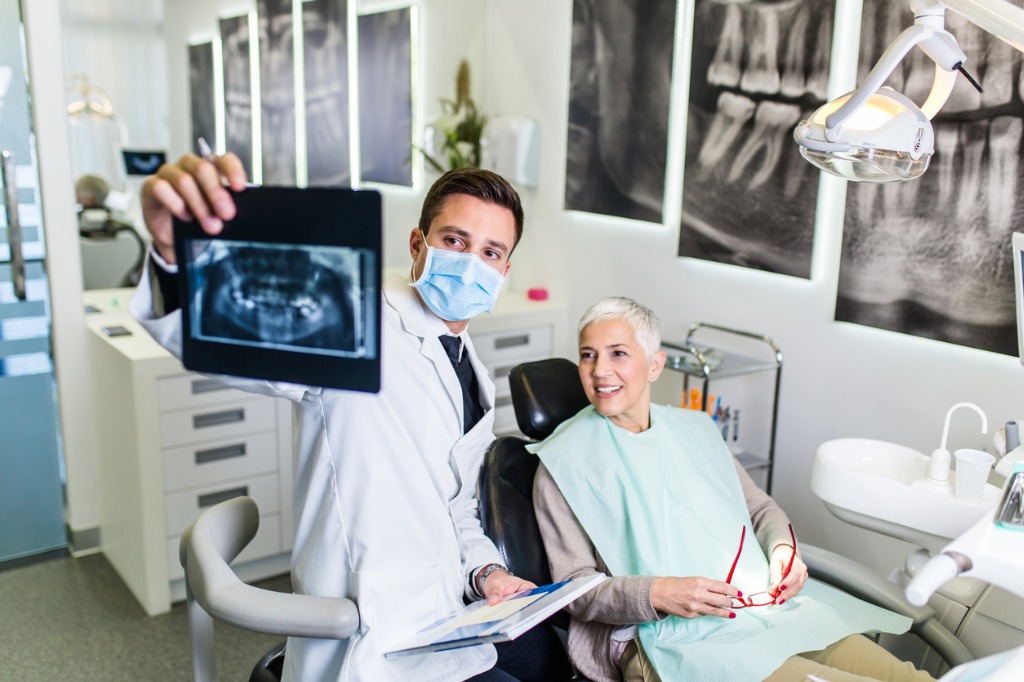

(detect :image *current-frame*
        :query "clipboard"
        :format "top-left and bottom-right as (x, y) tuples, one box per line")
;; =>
(384, 574), (605, 658)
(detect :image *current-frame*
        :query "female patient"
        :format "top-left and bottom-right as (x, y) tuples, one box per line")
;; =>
(530, 297), (935, 682)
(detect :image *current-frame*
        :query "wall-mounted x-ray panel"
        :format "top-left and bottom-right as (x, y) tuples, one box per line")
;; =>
(678, 0), (833, 279)
(563, 0), (678, 224)
(188, 41), (217, 157)
(837, 0), (1022, 355)
(258, 0), (297, 185)
(304, 0), (351, 187)
(358, 7), (413, 187)
(220, 14), (254, 174)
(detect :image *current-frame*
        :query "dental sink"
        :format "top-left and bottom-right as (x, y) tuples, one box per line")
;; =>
(811, 438), (1001, 551)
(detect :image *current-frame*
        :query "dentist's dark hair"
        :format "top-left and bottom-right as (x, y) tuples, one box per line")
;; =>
(418, 168), (524, 251)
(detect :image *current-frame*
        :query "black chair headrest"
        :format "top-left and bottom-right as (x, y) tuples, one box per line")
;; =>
(509, 358), (590, 440)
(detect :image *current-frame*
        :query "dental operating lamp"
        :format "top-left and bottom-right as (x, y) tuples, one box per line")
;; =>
(793, 0), (1024, 182)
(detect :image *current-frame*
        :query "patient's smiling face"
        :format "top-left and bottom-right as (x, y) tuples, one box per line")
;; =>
(578, 318), (665, 433)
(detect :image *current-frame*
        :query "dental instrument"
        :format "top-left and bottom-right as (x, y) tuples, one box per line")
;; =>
(794, 0), (1024, 182)
(905, 463), (1024, 681)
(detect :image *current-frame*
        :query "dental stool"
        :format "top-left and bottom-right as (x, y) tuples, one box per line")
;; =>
(478, 358), (974, 678)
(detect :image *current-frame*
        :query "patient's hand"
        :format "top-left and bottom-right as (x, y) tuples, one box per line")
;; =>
(140, 152), (248, 264)
(482, 570), (537, 606)
(768, 546), (808, 603)
(650, 576), (739, 619)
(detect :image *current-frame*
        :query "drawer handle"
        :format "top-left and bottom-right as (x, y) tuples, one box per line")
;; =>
(193, 408), (245, 429)
(494, 364), (515, 379)
(198, 486), (249, 508)
(195, 443), (247, 465)
(191, 378), (229, 394)
(496, 394), (513, 408)
(494, 334), (529, 350)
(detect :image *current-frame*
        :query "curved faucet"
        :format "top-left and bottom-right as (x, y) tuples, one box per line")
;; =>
(928, 402), (989, 483)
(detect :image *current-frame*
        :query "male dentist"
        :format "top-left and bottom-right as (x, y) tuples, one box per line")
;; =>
(133, 154), (568, 682)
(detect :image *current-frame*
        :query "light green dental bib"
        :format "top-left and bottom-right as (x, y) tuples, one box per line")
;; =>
(532, 405), (910, 682)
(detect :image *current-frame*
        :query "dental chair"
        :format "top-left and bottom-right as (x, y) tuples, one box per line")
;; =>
(180, 357), (973, 681)
(479, 358), (974, 678)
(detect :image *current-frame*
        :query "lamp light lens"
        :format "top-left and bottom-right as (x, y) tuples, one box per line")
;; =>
(798, 145), (930, 183)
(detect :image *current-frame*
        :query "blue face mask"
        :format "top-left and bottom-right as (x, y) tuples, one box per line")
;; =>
(410, 246), (506, 321)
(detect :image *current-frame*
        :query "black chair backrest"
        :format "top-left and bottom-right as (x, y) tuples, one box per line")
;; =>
(479, 358), (589, 586)
(510, 358), (590, 440)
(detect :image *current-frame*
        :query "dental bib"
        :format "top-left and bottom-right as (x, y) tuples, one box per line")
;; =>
(531, 405), (910, 682)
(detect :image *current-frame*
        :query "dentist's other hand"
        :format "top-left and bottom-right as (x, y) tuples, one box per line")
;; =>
(140, 152), (248, 264)
(482, 570), (536, 606)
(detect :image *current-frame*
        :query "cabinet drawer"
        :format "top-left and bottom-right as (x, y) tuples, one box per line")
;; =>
(167, 513), (283, 581)
(162, 431), (279, 493)
(159, 398), (277, 448)
(472, 325), (552, 365)
(157, 373), (256, 412)
(493, 395), (518, 435)
(163, 473), (281, 536)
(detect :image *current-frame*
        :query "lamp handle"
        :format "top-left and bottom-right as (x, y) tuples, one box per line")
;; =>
(1, 151), (26, 301)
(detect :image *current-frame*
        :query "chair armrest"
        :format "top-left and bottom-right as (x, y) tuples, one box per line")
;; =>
(182, 497), (359, 640)
(802, 544), (973, 667)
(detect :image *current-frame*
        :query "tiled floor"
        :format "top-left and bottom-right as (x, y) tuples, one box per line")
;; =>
(0, 552), (290, 681)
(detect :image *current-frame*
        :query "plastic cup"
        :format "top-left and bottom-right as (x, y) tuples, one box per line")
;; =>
(954, 448), (995, 499)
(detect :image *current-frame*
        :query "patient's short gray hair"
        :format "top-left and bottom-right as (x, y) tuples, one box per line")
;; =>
(578, 297), (661, 359)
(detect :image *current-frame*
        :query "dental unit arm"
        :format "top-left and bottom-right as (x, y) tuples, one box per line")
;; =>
(905, 464), (1024, 681)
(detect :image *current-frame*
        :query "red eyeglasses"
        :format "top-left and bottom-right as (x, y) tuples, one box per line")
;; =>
(724, 523), (796, 608)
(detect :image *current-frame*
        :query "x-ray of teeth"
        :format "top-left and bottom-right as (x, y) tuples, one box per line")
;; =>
(678, 0), (833, 279)
(189, 42), (216, 158)
(221, 15), (254, 174)
(837, 0), (1023, 356)
(358, 8), (413, 187)
(564, 0), (677, 223)
(258, 0), (297, 185)
(304, 0), (350, 187)
(187, 240), (371, 358)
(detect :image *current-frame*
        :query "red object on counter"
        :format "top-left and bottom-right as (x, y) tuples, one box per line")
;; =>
(527, 288), (549, 301)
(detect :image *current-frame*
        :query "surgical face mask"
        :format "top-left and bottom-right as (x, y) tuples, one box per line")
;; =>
(410, 246), (505, 321)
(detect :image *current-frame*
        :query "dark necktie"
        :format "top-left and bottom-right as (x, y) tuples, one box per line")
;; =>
(439, 335), (484, 434)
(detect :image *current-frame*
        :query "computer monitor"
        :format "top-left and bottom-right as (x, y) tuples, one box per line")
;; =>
(1014, 232), (1024, 366)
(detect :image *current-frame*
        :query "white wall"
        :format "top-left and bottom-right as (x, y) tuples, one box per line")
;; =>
(486, 0), (1024, 575)
(57, 0), (1024, 576)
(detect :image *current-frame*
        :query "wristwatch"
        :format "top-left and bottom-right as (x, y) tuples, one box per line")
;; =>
(475, 563), (511, 596)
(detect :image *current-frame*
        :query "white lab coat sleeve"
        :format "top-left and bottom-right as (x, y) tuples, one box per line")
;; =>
(129, 250), (314, 404)
(453, 473), (504, 600)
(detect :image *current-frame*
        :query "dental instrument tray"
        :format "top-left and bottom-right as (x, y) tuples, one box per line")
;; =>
(174, 186), (382, 393)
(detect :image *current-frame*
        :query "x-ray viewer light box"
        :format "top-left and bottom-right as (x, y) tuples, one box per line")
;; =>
(174, 186), (382, 393)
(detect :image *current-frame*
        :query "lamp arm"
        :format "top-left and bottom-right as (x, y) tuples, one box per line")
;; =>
(824, 25), (930, 139)
(941, 0), (1024, 53)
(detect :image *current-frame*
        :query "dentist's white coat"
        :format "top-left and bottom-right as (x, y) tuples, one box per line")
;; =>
(132, 270), (504, 682)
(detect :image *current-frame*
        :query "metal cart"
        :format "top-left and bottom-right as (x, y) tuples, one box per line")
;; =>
(661, 322), (783, 493)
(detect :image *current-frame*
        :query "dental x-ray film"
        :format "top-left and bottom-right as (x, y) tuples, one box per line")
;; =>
(174, 186), (381, 393)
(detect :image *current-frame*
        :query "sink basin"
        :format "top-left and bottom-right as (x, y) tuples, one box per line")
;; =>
(811, 438), (1001, 551)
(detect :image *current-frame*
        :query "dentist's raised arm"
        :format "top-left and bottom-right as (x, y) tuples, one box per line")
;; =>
(139, 151), (248, 265)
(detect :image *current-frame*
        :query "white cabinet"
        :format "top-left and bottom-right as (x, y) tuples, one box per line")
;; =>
(85, 307), (292, 616)
(470, 295), (568, 436)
